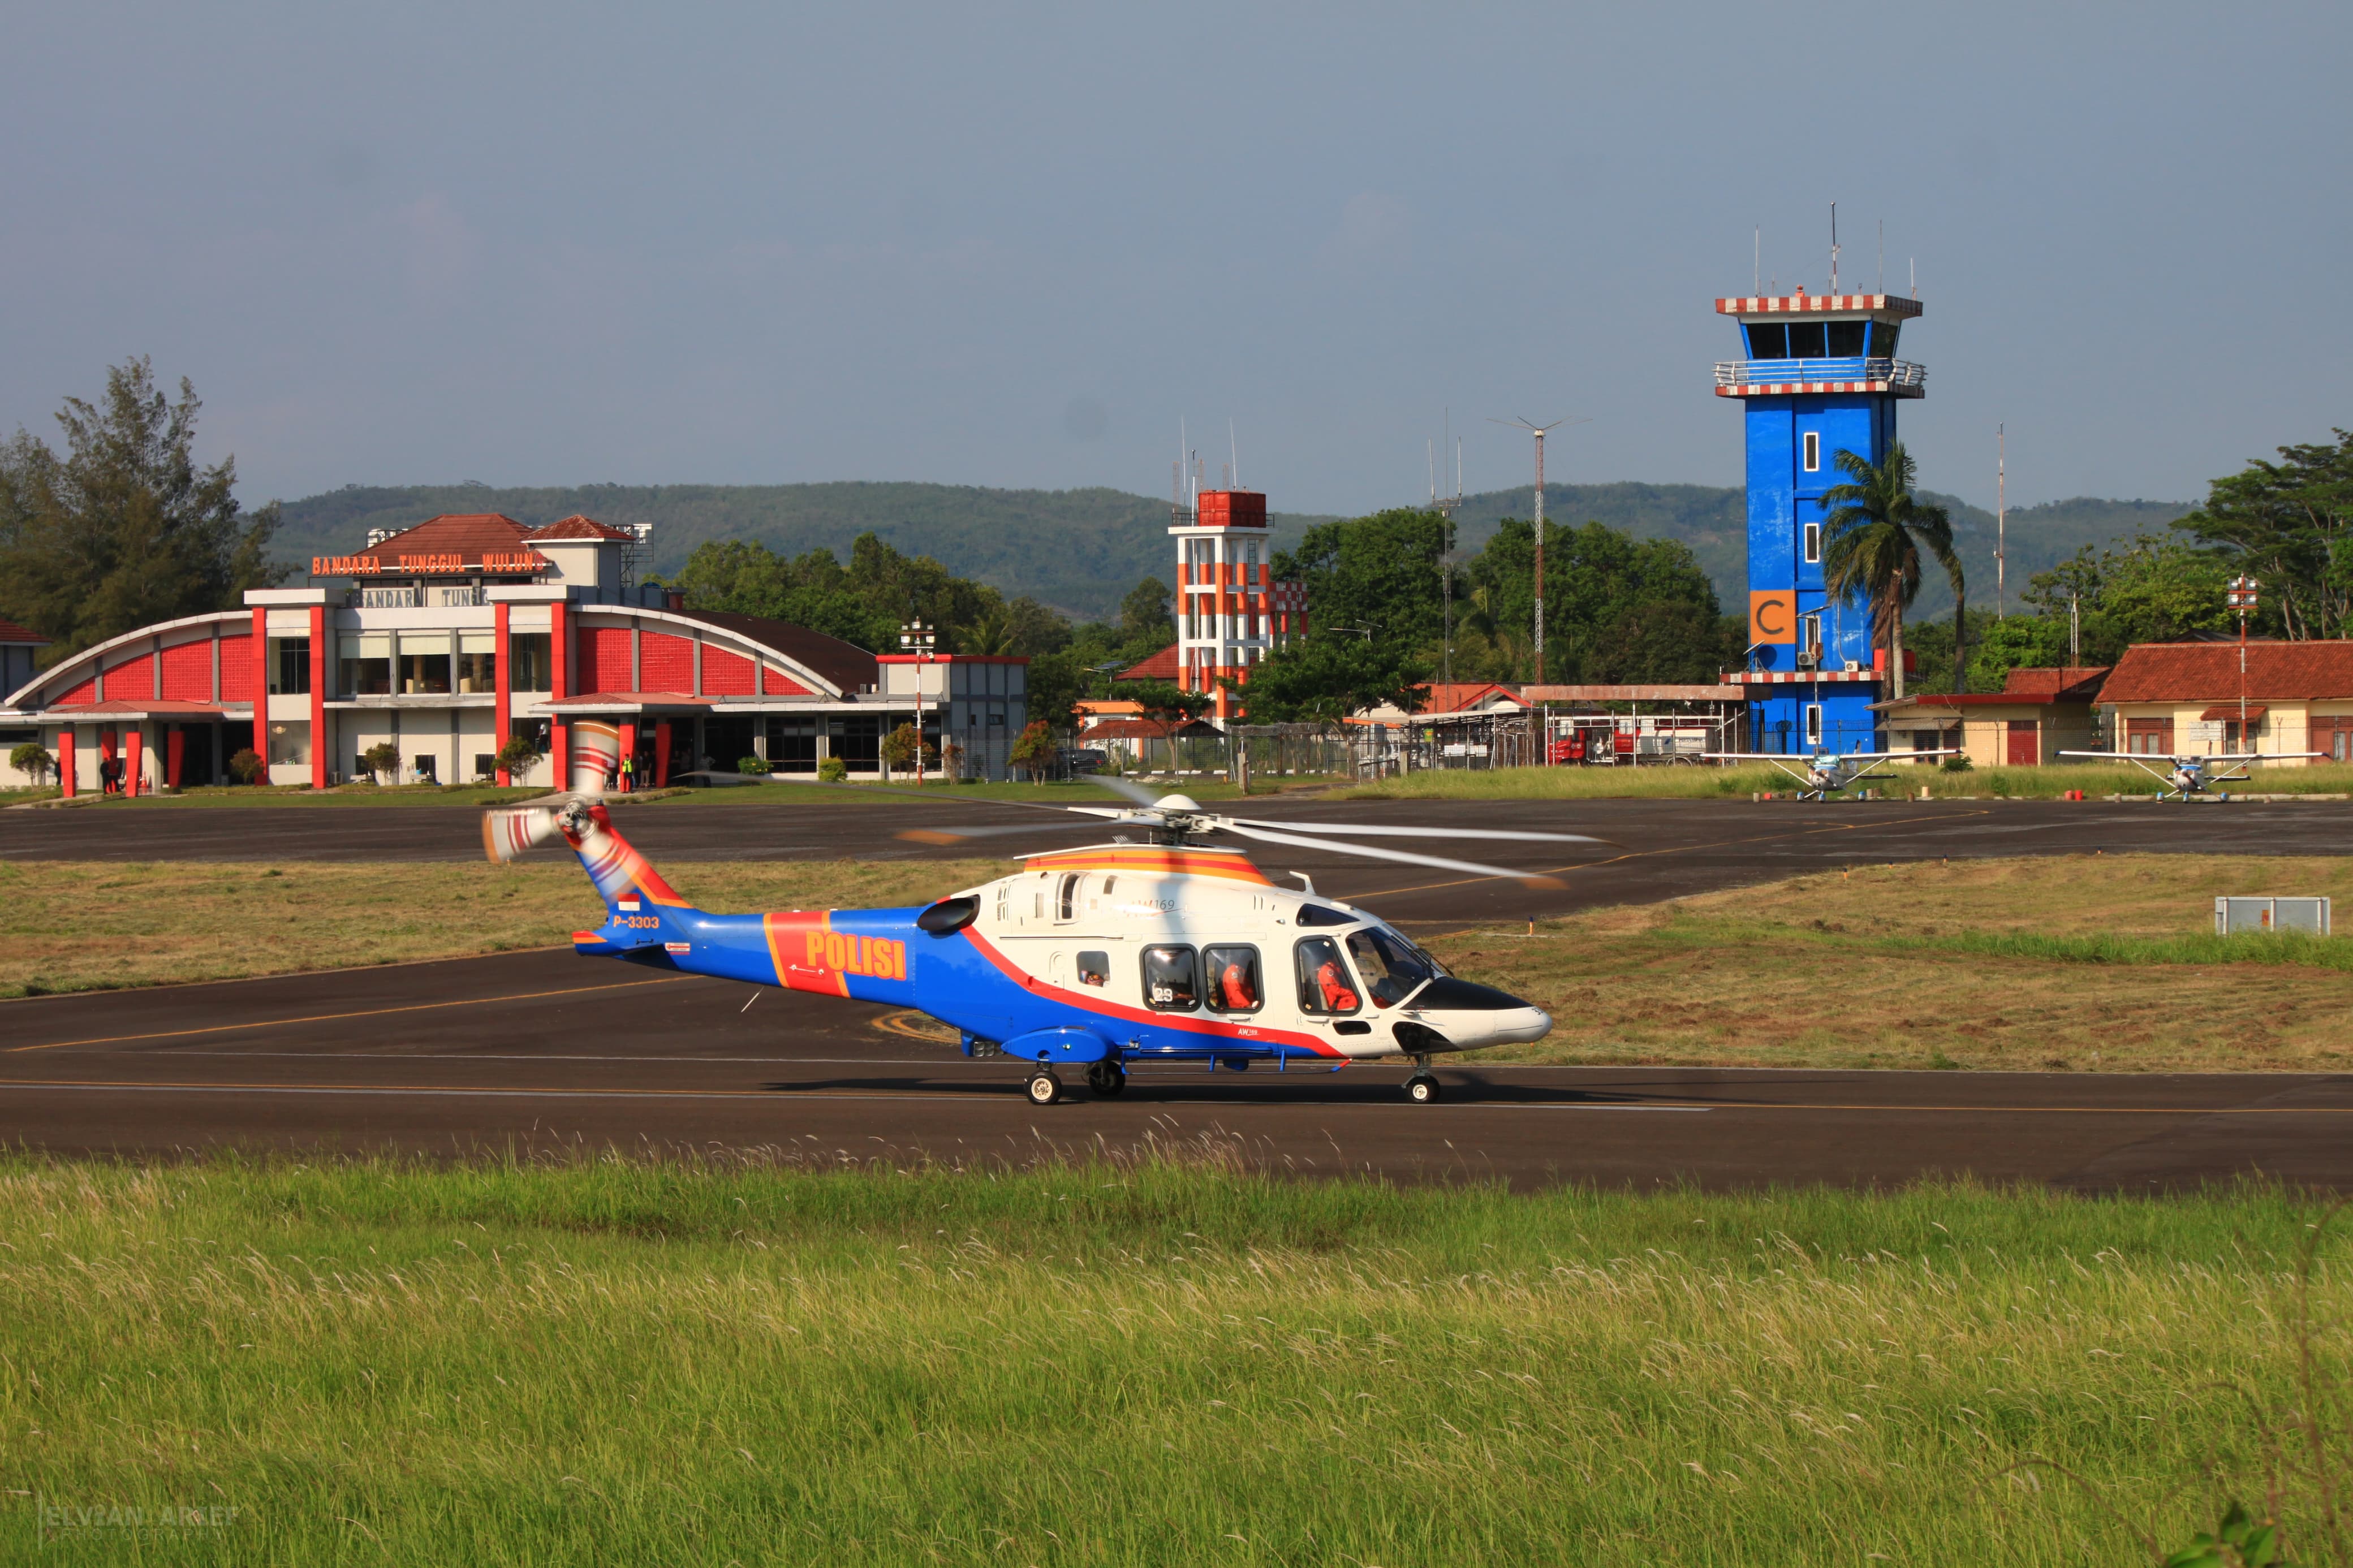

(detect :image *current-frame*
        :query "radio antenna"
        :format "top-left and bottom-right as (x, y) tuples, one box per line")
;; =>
(1754, 226), (1761, 294)
(1486, 414), (1587, 683)
(1229, 418), (1240, 490)
(1829, 201), (1839, 293)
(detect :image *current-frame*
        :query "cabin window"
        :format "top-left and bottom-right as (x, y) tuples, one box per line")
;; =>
(1746, 322), (1787, 359)
(1294, 938), (1360, 1016)
(1803, 432), (1821, 472)
(1803, 521), (1821, 564)
(1101, 876), (1115, 897)
(1203, 945), (1262, 1014)
(1787, 321), (1828, 358)
(1056, 873), (1081, 922)
(1076, 950), (1109, 988)
(1141, 945), (1199, 1012)
(1826, 321), (1867, 357)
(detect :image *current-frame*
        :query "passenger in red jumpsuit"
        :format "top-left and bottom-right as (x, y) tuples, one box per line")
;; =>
(1316, 961), (1358, 1012)
(1221, 961), (1257, 1010)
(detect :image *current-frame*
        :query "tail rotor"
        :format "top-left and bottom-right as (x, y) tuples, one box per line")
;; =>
(482, 804), (563, 864)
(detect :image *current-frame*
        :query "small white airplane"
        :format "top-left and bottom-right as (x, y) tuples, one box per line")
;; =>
(2057, 749), (2324, 801)
(1704, 747), (1960, 801)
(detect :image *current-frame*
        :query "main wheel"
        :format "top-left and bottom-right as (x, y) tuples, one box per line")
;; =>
(1025, 1070), (1063, 1107)
(1404, 1073), (1441, 1104)
(1086, 1062), (1127, 1096)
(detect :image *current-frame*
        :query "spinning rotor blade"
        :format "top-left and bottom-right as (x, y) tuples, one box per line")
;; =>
(671, 771), (1084, 815)
(1225, 818), (1597, 844)
(1086, 774), (1168, 809)
(1217, 821), (1566, 891)
(896, 819), (1106, 845)
(482, 805), (562, 864)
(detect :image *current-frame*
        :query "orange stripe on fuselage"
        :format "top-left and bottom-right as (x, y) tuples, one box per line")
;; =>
(762, 911), (853, 996)
(1022, 848), (1270, 885)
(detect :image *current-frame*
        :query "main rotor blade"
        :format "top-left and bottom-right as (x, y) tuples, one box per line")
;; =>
(1223, 817), (1597, 844)
(672, 771), (1084, 815)
(895, 820), (1107, 845)
(1217, 821), (1566, 891)
(1086, 774), (1166, 808)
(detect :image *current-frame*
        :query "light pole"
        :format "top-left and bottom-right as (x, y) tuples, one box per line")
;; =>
(2228, 576), (2259, 753)
(899, 614), (936, 784)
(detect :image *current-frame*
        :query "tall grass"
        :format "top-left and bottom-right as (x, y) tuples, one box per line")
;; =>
(0, 1153), (2341, 1564)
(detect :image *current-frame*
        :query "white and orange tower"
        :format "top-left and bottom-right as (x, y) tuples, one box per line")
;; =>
(1170, 487), (1299, 724)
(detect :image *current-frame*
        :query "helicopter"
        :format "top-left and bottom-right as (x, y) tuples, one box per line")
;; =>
(2057, 747), (2324, 801)
(482, 723), (1589, 1104)
(1701, 746), (1959, 801)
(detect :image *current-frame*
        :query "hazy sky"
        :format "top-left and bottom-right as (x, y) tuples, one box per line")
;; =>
(5, 3), (2347, 516)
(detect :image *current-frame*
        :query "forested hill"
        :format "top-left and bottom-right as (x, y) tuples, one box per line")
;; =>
(269, 482), (1336, 623)
(1450, 484), (2195, 616)
(274, 479), (2191, 623)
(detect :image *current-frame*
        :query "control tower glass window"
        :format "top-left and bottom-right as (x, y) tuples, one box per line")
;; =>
(1786, 321), (1828, 358)
(1746, 322), (1788, 359)
(1826, 321), (1867, 357)
(1868, 322), (1901, 357)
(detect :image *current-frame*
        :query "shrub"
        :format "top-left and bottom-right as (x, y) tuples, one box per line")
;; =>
(817, 757), (849, 783)
(495, 735), (544, 780)
(358, 741), (402, 784)
(736, 755), (772, 776)
(1940, 755), (1975, 772)
(1010, 720), (1055, 782)
(9, 741), (54, 787)
(228, 748), (265, 785)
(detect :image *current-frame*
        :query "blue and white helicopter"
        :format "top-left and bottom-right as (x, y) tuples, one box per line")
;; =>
(484, 731), (1585, 1104)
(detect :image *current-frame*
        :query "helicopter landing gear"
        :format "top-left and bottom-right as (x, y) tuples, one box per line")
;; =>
(1085, 1062), (1127, 1097)
(1025, 1069), (1064, 1107)
(1404, 1073), (1441, 1104)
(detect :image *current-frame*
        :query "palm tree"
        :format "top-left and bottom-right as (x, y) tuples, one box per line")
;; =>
(1820, 442), (1962, 701)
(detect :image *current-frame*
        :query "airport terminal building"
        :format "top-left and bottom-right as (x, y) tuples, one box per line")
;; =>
(0, 513), (1028, 792)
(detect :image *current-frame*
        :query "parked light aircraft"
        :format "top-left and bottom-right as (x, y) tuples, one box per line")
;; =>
(1701, 747), (1959, 801)
(484, 724), (1589, 1104)
(2057, 748), (2324, 801)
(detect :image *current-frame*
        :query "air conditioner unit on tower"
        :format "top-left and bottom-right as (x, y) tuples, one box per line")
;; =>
(1795, 650), (1818, 670)
(1843, 659), (1862, 673)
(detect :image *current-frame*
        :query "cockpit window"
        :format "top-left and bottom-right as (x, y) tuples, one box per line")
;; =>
(1345, 926), (1442, 1009)
(1295, 904), (1354, 927)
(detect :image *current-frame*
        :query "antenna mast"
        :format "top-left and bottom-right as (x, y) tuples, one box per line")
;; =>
(1829, 201), (1839, 293)
(1996, 424), (2007, 618)
(1488, 414), (1582, 683)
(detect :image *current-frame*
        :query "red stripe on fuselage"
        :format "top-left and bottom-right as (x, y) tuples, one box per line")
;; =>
(955, 926), (1343, 1056)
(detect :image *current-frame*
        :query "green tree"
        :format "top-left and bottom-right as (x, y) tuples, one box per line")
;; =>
(1820, 442), (1960, 701)
(1460, 518), (1732, 684)
(881, 722), (934, 773)
(9, 741), (54, 787)
(1010, 720), (1055, 782)
(494, 734), (543, 780)
(1275, 508), (1450, 654)
(1230, 634), (1429, 725)
(2175, 428), (2353, 640)
(0, 359), (287, 662)
(357, 741), (402, 784)
(1118, 577), (1174, 643)
(2019, 533), (2232, 665)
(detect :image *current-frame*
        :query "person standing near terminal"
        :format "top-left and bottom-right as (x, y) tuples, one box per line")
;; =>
(618, 752), (634, 793)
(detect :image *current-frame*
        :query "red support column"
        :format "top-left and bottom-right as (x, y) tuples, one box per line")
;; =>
(308, 605), (327, 789)
(58, 729), (74, 798)
(166, 728), (184, 790)
(493, 601), (512, 785)
(654, 720), (672, 788)
(549, 600), (571, 790)
(251, 607), (268, 771)
(125, 728), (143, 798)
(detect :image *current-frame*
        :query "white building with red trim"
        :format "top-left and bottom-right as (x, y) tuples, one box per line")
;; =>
(1, 513), (1028, 792)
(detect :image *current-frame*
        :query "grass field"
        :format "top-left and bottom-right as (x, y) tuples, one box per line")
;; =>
(1447, 854), (2353, 1074)
(1343, 759), (2353, 801)
(6, 854), (2351, 1077)
(0, 1156), (2339, 1565)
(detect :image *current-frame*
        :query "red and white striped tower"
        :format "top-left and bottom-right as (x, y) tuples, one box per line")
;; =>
(1170, 487), (1272, 725)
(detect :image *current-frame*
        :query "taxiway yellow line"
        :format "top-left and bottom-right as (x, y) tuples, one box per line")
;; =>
(9, 977), (697, 1053)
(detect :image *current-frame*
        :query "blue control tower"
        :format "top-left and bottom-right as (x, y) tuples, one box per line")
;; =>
(1716, 290), (1924, 753)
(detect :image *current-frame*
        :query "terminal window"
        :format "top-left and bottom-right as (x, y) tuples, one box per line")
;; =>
(508, 634), (551, 693)
(1803, 521), (1821, 564)
(270, 637), (310, 696)
(338, 634), (391, 696)
(1803, 432), (1821, 472)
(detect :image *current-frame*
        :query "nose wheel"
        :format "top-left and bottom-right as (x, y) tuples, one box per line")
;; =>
(1404, 1072), (1441, 1104)
(1025, 1069), (1063, 1106)
(1085, 1062), (1127, 1097)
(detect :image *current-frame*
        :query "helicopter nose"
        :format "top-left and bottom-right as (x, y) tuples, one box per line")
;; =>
(1399, 978), (1554, 1048)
